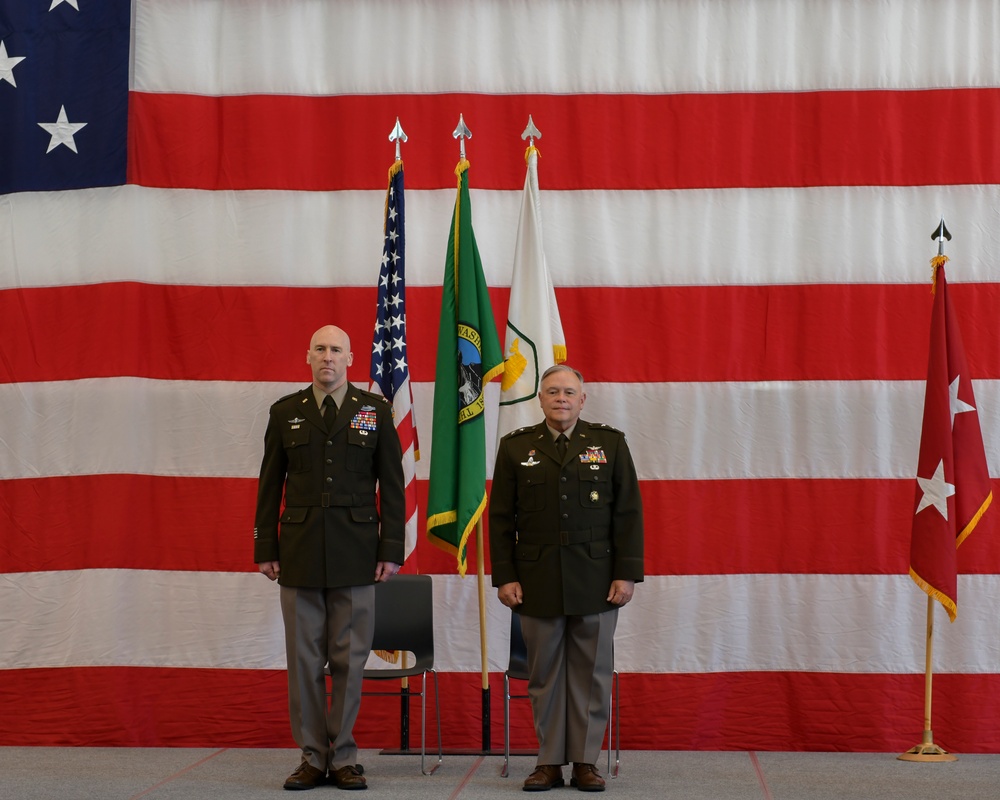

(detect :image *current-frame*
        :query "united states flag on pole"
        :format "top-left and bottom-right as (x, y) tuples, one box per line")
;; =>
(370, 160), (420, 562)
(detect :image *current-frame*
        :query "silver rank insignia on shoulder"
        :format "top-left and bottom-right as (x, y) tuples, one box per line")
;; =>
(520, 450), (541, 467)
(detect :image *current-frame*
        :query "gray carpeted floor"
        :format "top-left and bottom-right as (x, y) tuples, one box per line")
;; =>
(2, 747), (999, 800)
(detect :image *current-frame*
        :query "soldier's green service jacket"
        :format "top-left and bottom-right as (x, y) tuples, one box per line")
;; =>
(489, 420), (644, 617)
(253, 384), (405, 588)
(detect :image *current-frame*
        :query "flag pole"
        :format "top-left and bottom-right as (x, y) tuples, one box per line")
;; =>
(388, 118), (411, 751)
(452, 113), (491, 752)
(898, 596), (956, 761)
(476, 517), (491, 751)
(899, 219), (957, 763)
(454, 113), (491, 751)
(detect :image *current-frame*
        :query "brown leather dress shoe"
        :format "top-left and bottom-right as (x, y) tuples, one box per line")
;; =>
(283, 761), (326, 790)
(571, 763), (606, 792)
(330, 764), (367, 791)
(523, 764), (565, 791)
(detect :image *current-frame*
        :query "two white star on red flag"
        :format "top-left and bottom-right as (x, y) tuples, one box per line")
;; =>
(949, 375), (976, 428)
(914, 373), (976, 521)
(916, 460), (956, 520)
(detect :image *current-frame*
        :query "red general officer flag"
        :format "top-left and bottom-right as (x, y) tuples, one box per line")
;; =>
(909, 255), (993, 622)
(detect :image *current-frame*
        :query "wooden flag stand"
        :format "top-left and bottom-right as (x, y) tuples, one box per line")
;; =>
(898, 597), (957, 762)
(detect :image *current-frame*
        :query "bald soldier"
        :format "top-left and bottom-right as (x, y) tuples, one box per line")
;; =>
(490, 365), (644, 792)
(254, 325), (405, 791)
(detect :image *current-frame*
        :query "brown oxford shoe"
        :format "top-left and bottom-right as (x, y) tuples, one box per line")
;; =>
(329, 764), (367, 790)
(523, 764), (564, 791)
(282, 761), (326, 790)
(570, 763), (606, 792)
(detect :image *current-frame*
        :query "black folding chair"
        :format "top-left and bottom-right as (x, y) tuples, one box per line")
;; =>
(328, 574), (441, 774)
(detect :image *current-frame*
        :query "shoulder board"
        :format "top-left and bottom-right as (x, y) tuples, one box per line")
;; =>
(502, 425), (539, 440)
(355, 387), (391, 404)
(585, 421), (624, 435)
(273, 387), (310, 406)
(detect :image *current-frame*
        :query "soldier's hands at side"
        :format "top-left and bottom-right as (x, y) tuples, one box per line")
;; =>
(259, 561), (280, 581)
(498, 582), (523, 608)
(608, 579), (634, 606)
(375, 561), (401, 582)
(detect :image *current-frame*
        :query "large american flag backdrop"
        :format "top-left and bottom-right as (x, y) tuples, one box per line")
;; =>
(3, 0), (1000, 752)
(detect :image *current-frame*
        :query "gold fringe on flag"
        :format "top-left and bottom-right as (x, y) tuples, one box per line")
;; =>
(383, 159), (403, 222)
(930, 254), (949, 294)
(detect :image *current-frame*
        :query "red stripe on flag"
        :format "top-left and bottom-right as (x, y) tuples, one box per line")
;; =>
(7, 476), (1000, 575)
(7, 282), (1000, 384)
(0, 475), (258, 574)
(3, 667), (1000, 752)
(128, 89), (1000, 191)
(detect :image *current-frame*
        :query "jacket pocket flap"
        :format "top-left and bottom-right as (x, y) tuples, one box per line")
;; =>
(350, 506), (379, 523)
(514, 543), (541, 561)
(589, 540), (612, 558)
(281, 507), (308, 524)
(282, 429), (310, 448)
(347, 428), (373, 447)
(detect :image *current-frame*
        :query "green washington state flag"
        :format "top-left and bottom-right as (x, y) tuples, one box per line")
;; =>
(426, 159), (504, 575)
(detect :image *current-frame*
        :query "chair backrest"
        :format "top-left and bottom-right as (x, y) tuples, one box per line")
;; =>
(371, 574), (434, 671)
(506, 611), (529, 681)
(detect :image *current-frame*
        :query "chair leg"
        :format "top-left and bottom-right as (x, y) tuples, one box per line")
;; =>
(501, 674), (511, 777)
(420, 669), (442, 775)
(608, 668), (620, 778)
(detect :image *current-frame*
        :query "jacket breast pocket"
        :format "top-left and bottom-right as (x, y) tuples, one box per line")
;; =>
(282, 429), (311, 473)
(346, 427), (376, 472)
(517, 472), (547, 512)
(578, 465), (611, 508)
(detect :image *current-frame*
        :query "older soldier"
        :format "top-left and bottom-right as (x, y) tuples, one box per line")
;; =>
(490, 365), (644, 792)
(255, 325), (405, 791)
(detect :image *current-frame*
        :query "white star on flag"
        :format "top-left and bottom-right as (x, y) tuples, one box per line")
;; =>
(49, 0), (80, 10)
(949, 375), (975, 429)
(915, 459), (956, 520)
(0, 41), (26, 88)
(38, 106), (88, 153)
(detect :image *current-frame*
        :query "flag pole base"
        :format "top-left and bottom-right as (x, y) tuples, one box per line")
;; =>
(898, 732), (958, 762)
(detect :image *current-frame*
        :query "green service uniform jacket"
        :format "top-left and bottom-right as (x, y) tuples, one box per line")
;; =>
(253, 383), (405, 588)
(489, 419), (644, 617)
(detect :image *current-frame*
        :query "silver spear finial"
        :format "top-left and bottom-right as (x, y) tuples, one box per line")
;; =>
(521, 115), (542, 148)
(453, 114), (472, 160)
(389, 118), (407, 162)
(931, 218), (952, 256)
